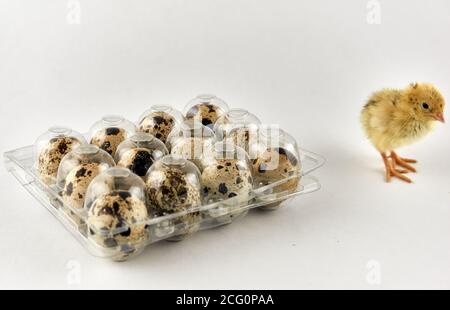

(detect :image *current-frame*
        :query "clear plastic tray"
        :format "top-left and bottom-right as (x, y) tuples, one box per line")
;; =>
(4, 144), (325, 261)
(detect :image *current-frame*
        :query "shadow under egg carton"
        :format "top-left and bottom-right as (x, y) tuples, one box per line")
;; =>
(4, 145), (325, 261)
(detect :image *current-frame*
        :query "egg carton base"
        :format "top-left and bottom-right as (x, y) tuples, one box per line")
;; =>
(4, 145), (324, 261)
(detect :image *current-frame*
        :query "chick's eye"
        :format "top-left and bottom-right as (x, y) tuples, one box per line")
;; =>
(422, 103), (429, 109)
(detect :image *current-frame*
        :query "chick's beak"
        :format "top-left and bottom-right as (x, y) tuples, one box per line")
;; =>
(435, 112), (445, 123)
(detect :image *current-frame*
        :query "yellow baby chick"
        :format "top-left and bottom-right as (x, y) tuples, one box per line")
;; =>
(361, 82), (445, 183)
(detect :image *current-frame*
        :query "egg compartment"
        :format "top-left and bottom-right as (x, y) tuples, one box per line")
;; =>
(137, 105), (184, 144)
(33, 127), (87, 186)
(115, 133), (169, 178)
(85, 223), (148, 262)
(145, 155), (203, 242)
(4, 142), (324, 261)
(167, 119), (217, 146)
(55, 145), (117, 224)
(166, 120), (217, 169)
(249, 126), (304, 210)
(199, 142), (254, 225)
(200, 193), (255, 227)
(148, 209), (201, 243)
(213, 109), (261, 155)
(184, 94), (229, 128)
(82, 167), (149, 261)
(89, 115), (137, 156)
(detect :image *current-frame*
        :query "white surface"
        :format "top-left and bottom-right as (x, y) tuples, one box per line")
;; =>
(1, 0), (449, 289)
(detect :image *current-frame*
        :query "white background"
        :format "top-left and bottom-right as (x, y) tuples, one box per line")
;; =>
(1, 0), (449, 289)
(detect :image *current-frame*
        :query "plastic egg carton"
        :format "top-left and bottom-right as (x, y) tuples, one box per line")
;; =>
(3, 146), (323, 259)
(3, 95), (325, 262)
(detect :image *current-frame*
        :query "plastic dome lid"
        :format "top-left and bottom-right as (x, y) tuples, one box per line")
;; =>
(213, 109), (261, 141)
(146, 155), (202, 191)
(166, 119), (217, 151)
(89, 115), (137, 138)
(257, 125), (301, 164)
(84, 167), (147, 211)
(137, 105), (184, 126)
(34, 126), (87, 184)
(34, 127), (87, 162)
(184, 94), (229, 128)
(115, 132), (169, 163)
(56, 144), (116, 190)
(184, 94), (229, 114)
(201, 141), (251, 169)
(151, 155), (201, 174)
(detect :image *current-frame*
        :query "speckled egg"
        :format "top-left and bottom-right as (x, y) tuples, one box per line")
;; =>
(201, 158), (253, 224)
(252, 147), (301, 209)
(37, 137), (83, 185)
(202, 159), (253, 202)
(147, 165), (201, 212)
(117, 148), (154, 178)
(146, 164), (201, 239)
(62, 163), (103, 211)
(138, 112), (176, 143)
(185, 103), (226, 128)
(226, 127), (259, 155)
(170, 137), (212, 169)
(90, 127), (127, 156)
(87, 191), (148, 251)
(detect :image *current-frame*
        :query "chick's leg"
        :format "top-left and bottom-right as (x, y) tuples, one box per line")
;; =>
(380, 152), (412, 183)
(390, 151), (417, 173)
(381, 152), (392, 182)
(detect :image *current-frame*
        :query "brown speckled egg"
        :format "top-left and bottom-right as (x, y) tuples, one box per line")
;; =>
(170, 137), (213, 170)
(147, 165), (201, 212)
(201, 158), (253, 224)
(185, 103), (226, 128)
(62, 163), (103, 211)
(37, 137), (83, 185)
(252, 147), (301, 209)
(202, 159), (253, 202)
(146, 164), (201, 239)
(87, 191), (148, 253)
(226, 127), (259, 155)
(117, 148), (154, 178)
(138, 112), (176, 143)
(90, 127), (127, 156)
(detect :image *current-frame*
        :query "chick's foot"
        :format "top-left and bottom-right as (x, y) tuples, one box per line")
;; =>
(380, 152), (413, 183)
(390, 151), (417, 173)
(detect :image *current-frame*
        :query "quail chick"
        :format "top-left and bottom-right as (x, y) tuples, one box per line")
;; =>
(361, 83), (445, 183)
